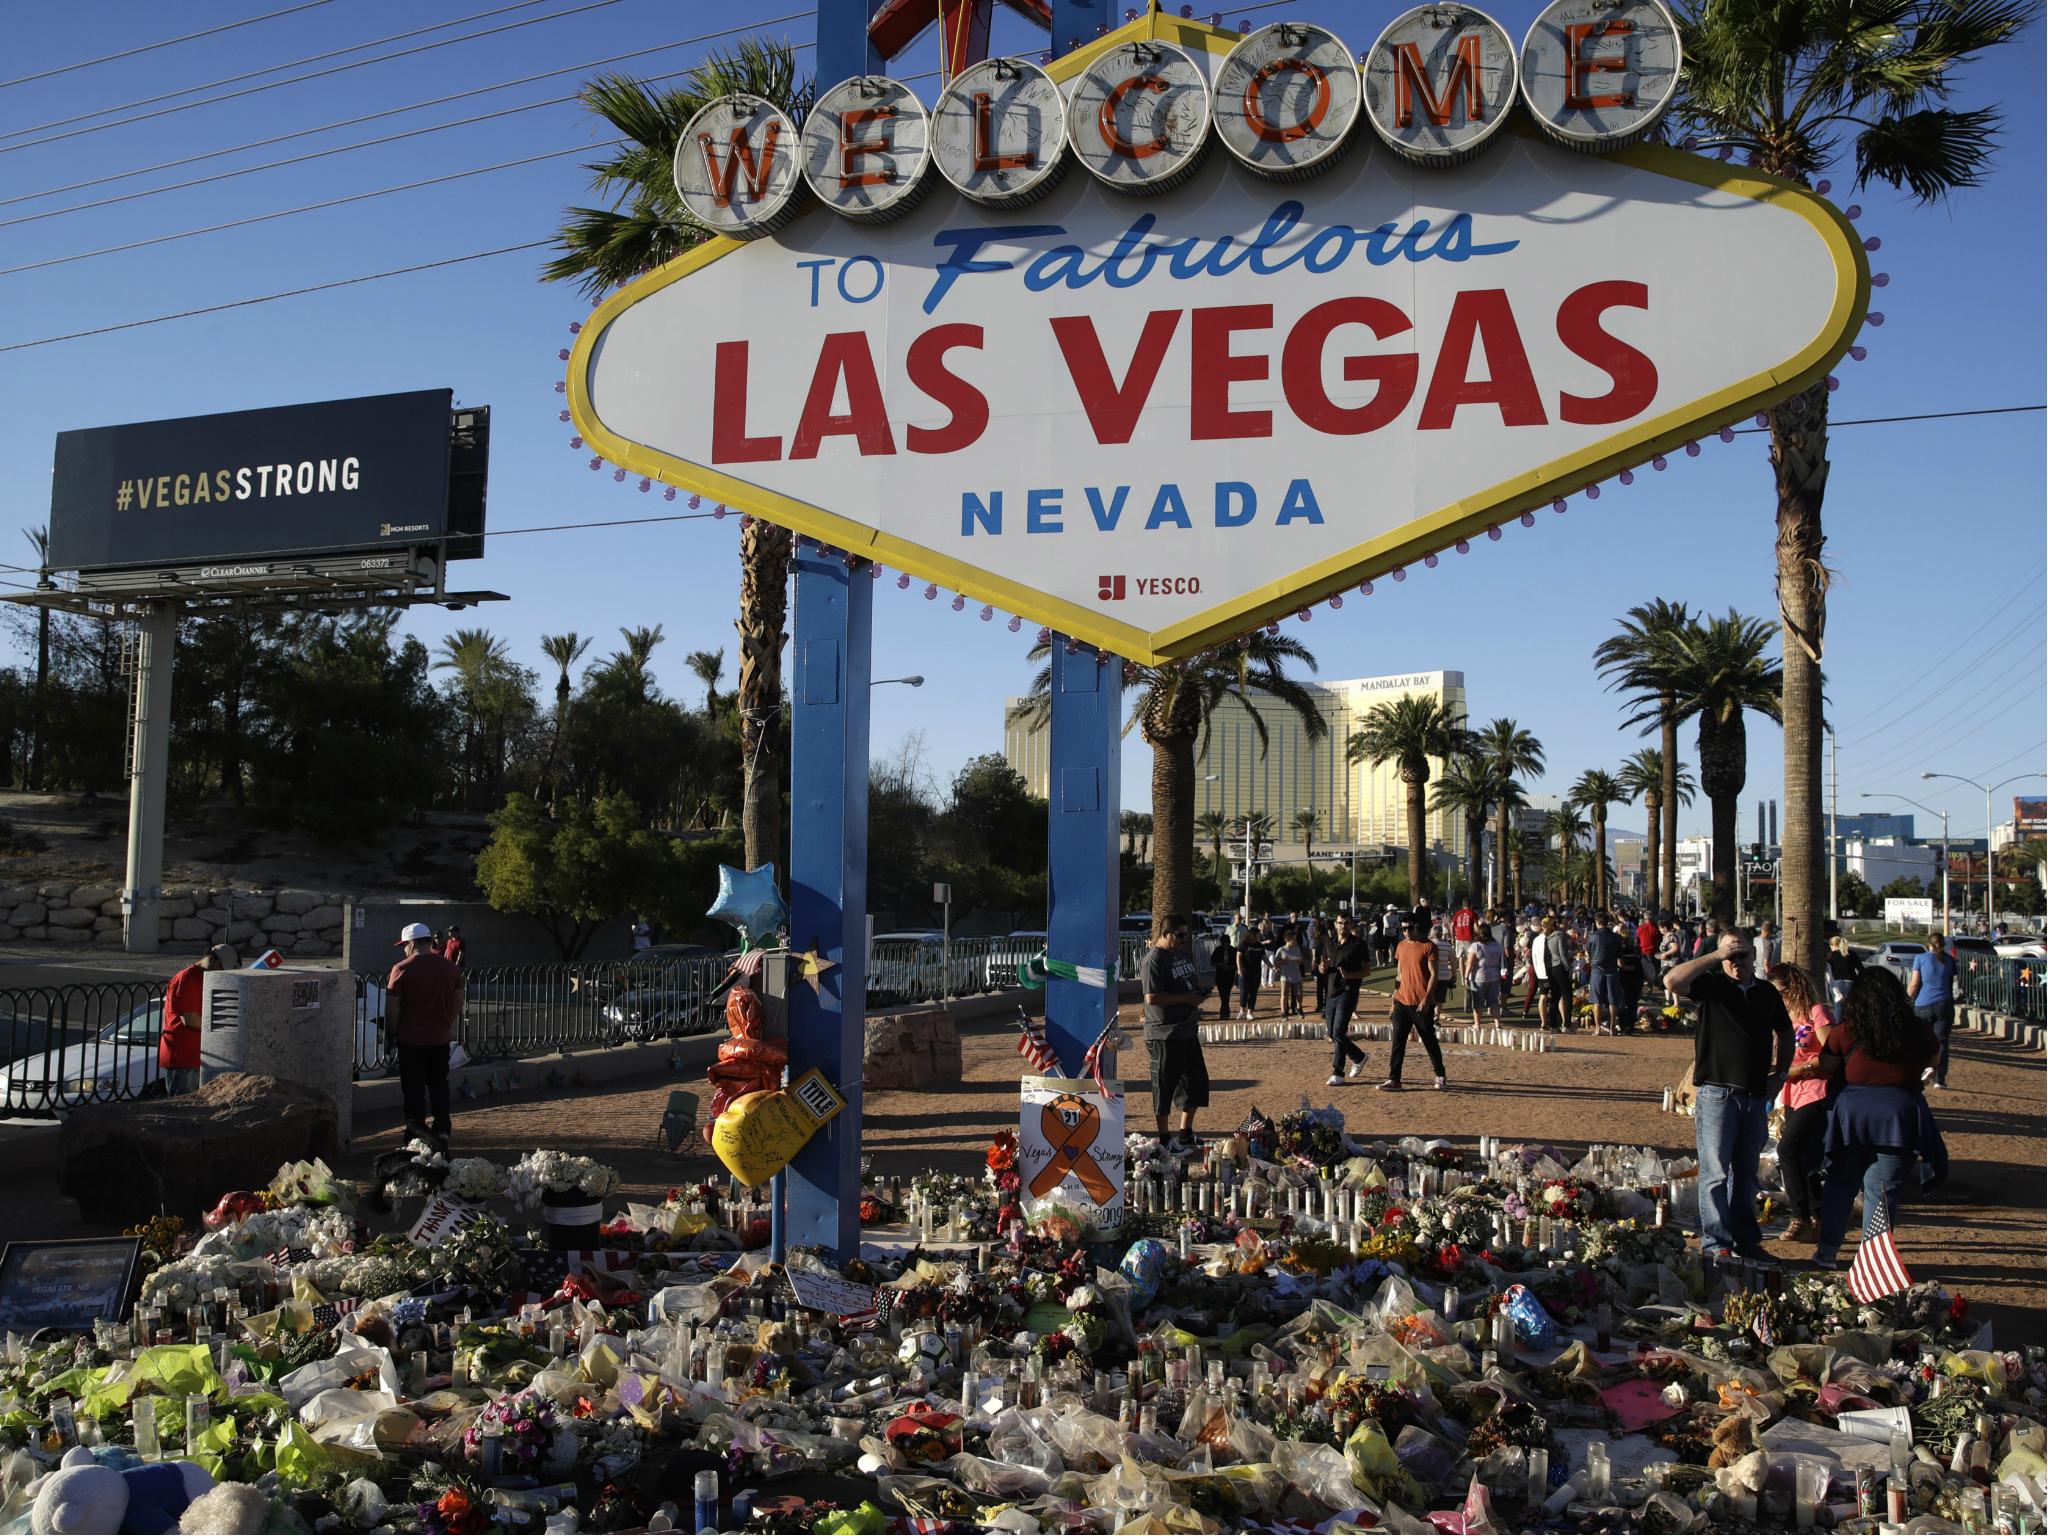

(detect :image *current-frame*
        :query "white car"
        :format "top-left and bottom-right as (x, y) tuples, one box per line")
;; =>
(0, 985), (387, 1113)
(1864, 940), (1928, 983)
(981, 931), (1047, 992)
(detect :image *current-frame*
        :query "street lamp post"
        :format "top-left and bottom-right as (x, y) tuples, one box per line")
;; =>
(1863, 792), (1949, 933)
(1922, 772), (2047, 934)
(1824, 721), (1839, 923)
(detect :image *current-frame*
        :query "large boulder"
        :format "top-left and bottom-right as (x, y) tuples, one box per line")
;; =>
(195, 907), (230, 928)
(863, 1006), (963, 1090)
(223, 918), (264, 944)
(298, 904), (344, 931)
(92, 916), (122, 932)
(59, 1072), (339, 1225)
(263, 913), (301, 933)
(46, 928), (92, 946)
(170, 916), (214, 942)
(155, 896), (195, 920)
(70, 884), (120, 910)
(46, 906), (97, 928)
(237, 893), (276, 921)
(0, 925), (18, 942)
(7, 902), (45, 928)
(273, 890), (321, 916)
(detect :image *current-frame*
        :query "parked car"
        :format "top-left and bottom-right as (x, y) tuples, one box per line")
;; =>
(0, 984), (387, 1112)
(981, 931), (1047, 991)
(866, 931), (986, 1006)
(597, 946), (729, 1041)
(1994, 933), (2046, 960)
(1864, 940), (1929, 983)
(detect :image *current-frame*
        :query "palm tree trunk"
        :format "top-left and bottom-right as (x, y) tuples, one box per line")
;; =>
(1659, 694), (1677, 915)
(1511, 845), (1524, 912)
(1593, 810), (1608, 911)
(1644, 790), (1662, 915)
(1773, 381), (1830, 984)
(1404, 773), (1426, 907)
(1151, 734), (1196, 929)
(737, 520), (791, 877)
(1699, 713), (1748, 926)
(1496, 800), (1511, 907)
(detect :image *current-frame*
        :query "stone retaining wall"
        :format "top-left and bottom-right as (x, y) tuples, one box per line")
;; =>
(0, 882), (350, 956)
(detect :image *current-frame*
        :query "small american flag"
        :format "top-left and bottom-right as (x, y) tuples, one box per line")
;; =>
(1751, 1307), (1775, 1348)
(1015, 1009), (1059, 1075)
(1080, 1020), (1122, 1100)
(310, 1299), (357, 1329)
(1847, 1196), (1913, 1305)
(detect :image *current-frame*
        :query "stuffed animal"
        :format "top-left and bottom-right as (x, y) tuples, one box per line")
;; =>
(31, 1447), (214, 1535)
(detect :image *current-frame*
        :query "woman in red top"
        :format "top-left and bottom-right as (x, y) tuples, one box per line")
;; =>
(1766, 962), (1834, 1242)
(159, 946), (230, 1094)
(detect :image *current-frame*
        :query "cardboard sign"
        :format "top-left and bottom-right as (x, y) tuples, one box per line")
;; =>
(1019, 1076), (1125, 1232)
(407, 1195), (485, 1249)
(0, 1238), (141, 1334)
(786, 1267), (881, 1318)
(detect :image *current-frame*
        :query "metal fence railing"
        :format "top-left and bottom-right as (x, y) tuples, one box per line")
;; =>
(0, 935), (1153, 1117)
(1956, 954), (2044, 1022)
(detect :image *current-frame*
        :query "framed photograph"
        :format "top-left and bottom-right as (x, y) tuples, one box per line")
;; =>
(0, 1237), (143, 1334)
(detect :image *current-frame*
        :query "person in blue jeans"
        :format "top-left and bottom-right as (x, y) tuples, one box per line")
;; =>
(1813, 967), (1947, 1267)
(1906, 934), (1957, 1089)
(1663, 929), (1794, 1259)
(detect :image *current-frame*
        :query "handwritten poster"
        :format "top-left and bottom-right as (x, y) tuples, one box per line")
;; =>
(1019, 1076), (1124, 1234)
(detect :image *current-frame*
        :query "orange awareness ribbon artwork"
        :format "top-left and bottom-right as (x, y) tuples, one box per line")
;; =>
(1029, 1092), (1117, 1205)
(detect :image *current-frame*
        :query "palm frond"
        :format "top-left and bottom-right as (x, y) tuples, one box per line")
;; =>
(1853, 103), (2003, 197)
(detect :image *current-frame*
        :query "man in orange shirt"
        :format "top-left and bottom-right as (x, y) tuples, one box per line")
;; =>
(160, 945), (234, 1093)
(388, 922), (464, 1147)
(1380, 917), (1449, 1093)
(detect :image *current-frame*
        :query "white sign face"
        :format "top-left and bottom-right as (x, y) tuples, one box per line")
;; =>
(1363, 5), (1518, 163)
(931, 57), (1069, 208)
(575, 18), (1864, 664)
(1067, 41), (1212, 194)
(1519, 0), (1682, 149)
(1018, 1077), (1124, 1233)
(800, 76), (935, 223)
(1884, 897), (1935, 926)
(1212, 22), (1362, 181)
(674, 94), (805, 238)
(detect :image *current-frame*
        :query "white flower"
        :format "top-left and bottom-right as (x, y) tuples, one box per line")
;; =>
(507, 1151), (621, 1210)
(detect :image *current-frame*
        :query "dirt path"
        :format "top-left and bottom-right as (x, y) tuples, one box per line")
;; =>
(6, 982), (2039, 1346)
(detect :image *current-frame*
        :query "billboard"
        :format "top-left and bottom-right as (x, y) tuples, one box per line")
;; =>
(566, 10), (1866, 664)
(48, 389), (478, 576)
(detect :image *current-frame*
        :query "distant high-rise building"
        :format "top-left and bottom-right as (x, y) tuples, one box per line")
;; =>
(1001, 670), (1473, 860)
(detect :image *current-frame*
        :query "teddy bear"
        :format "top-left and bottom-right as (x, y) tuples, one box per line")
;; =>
(31, 1446), (213, 1535)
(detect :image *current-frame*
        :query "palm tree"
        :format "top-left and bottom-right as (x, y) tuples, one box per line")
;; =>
(1472, 718), (1545, 908)
(1617, 749), (1696, 914)
(1430, 756), (1495, 907)
(1594, 600), (1692, 913)
(1196, 810), (1230, 882)
(1120, 810), (1143, 857)
(1675, 0), (2031, 977)
(1349, 696), (1472, 908)
(1544, 804), (1590, 905)
(1570, 769), (1626, 911)
(1292, 807), (1321, 863)
(1666, 610), (1784, 923)
(1015, 633), (1325, 931)
(545, 40), (816, 882)
(610, 623), (665, 692)
(538, 631), (591, 809)
(686, 648), (726, 716)
(21, 527), (49, 791)
(434, 628), (516, 810)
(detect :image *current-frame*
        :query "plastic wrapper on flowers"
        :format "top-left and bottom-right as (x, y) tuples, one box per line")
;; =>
(0, 1120), (2040, 1536)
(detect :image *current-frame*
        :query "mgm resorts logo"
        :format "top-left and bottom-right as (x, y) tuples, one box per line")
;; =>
(380, 522), (431, 537)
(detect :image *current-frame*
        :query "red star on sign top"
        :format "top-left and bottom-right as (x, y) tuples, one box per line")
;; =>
(867, 0), (1053, 82)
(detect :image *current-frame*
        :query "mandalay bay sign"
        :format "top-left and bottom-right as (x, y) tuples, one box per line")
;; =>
(567, 4), (1868, 664)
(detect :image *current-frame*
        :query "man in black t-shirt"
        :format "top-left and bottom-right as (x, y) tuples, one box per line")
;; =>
(1142, 917), (1208, 1152)
(1666, 929), (1794, 1260)
(1319, 911), (1371, 1085)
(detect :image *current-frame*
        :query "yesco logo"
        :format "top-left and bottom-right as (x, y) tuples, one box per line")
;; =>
(1100, 575), (1201, 601)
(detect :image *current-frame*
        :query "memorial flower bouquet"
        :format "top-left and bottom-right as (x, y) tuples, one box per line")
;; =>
(506, 1151), (620, 1210)
(444, 1157), (509, 1203)
(463, 1388), (569, 1473)
(1273, 1108), (1346, 1169)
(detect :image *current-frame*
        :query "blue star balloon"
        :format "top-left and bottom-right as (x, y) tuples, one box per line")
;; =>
(706, 862), (787, 947)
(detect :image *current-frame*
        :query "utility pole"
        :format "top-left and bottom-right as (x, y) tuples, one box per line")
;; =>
(1825, 722), (1839, 922)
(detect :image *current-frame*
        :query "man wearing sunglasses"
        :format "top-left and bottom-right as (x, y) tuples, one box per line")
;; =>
(1665, 928), (1796, 1261)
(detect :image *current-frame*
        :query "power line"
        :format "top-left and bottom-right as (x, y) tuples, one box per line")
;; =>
(0, 0), (629, 157)
(1730, 403), (2047, 431)
(0, 13), (816, 225)
(1971, 741), (2048, 782)
(1847, 644), (2047, 780)
(1837, 599), (2045, 751)
(1833, 567), (2044, 732)
(0, 241), (551, 354)
(0, 1), (340, 91)
(0, 144), (606, 279)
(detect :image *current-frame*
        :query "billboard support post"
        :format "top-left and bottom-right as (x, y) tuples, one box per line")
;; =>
(121, 603), (176, 954)
(1046, 642), (1120, 1076)
(781, 545), (872, 1261)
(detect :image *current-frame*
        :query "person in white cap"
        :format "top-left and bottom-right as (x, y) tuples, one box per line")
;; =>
(388, 921), (462, 1146)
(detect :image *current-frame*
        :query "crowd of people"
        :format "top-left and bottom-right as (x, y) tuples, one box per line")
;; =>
(1142, 902), (1963, 1274)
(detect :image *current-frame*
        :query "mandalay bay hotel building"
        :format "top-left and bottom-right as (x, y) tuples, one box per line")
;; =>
(1003, 670), (1474, 873)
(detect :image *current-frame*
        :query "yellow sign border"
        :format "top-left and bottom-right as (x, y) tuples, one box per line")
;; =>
(567, 9), (1869, 665)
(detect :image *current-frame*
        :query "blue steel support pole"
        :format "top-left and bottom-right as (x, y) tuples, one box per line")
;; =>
(816, 0), (885, 87)
(1049, 0), (1115, 55)
(783, 545), (872, 1260)
(1045, 641), (1122, 1076)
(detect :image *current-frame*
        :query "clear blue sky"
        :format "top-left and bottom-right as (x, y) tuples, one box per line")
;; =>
(2, 1), (2040, 845)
